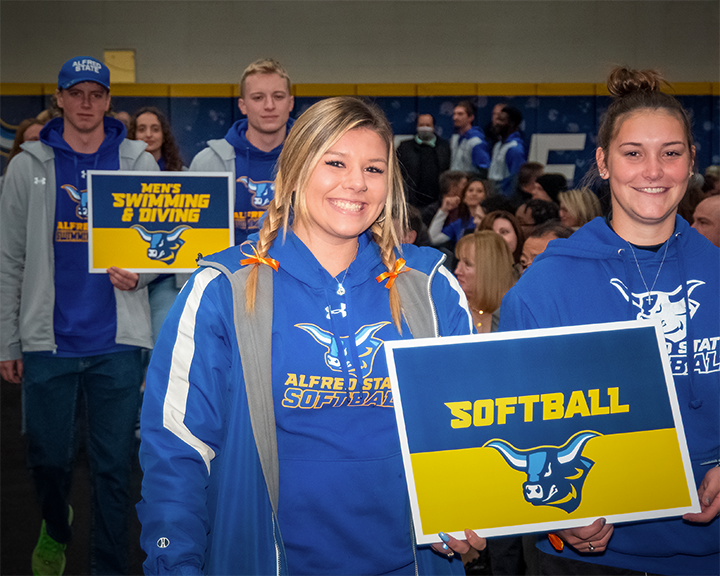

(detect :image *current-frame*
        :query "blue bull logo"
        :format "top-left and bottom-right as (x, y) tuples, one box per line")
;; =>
(61, 185), (88, 219)
(238, 176), (274, 208)
(295, 322), (389, 378)
(485, 431), (600, 513)
(132, 225), (190, 265)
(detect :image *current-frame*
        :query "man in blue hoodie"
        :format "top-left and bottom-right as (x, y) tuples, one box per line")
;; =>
(189, 58), (294, 245)
(488, 106), (527, 197)
(449, 100), (491, 177)
(0, 56), (157, 575)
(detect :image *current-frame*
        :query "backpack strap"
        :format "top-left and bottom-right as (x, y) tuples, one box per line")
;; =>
(197, 259), (280, 515)
(395, 255), (444, 339)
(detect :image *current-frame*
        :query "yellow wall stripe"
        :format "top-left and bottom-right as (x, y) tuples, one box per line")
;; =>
(357, 84), (417, 96)
(537, 83), (597, 96)
(294, 84), (357, 96)
(1, 82), (717, 98)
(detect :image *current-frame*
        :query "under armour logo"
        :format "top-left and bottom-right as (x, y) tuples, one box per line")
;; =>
(325, 304), (347, 319)
(157, 537), (169, 548)
(34, 177), (46, 185)
(81, 170), (87, 179)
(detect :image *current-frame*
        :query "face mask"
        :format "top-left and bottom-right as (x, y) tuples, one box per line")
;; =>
(416, 126), (435, 141)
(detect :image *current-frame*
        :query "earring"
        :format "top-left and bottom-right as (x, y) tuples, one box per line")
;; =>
(375, 211), (386, 223)
(599, 171), (607, 178)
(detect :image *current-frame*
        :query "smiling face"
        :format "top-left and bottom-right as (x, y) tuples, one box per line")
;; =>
(55, 81), (110, 135)
(293, 127), (388, 250)
(463, 180), (486, 208)
(135, 112), (163, 156)
(493, 217), (518, 254)
(598, 109), (694, 243)
(238, 72), (294, 139)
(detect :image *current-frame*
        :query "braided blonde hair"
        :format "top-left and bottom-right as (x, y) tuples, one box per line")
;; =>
(245, 97), (407, 330)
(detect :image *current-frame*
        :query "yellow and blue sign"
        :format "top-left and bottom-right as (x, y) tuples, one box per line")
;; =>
(384, 320), (700, 544)
(87, 171), (233, 272)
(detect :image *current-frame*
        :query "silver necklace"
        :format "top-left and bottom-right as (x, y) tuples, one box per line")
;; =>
(625, 238), (670, 295)
(334, 244), (358, 296)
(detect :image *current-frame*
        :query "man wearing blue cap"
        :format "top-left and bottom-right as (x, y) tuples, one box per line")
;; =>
(0, 56), (158, 575)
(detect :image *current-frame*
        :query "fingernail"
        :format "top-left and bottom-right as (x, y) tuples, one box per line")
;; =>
(600, 518), (606, 526)
(442, 544), (449, 550)
(439, 532), (450, 543)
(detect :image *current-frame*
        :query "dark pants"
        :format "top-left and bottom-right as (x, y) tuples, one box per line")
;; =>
(537, 549), (658, 576)
(23, 350), (143, 575)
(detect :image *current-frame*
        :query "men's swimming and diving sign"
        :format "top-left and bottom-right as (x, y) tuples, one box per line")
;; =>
(87, 171), (233, 273)
(384, 320), (699, 544)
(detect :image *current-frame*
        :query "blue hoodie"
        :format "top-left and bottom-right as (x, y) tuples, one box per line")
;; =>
(39, 116), (134, 356)
(489, 131), (526, 196)
(450, 127), (491, 172)
(500, 216), (719, 575)
(138, 231), (472, 575)
(224, 118), (293, 245)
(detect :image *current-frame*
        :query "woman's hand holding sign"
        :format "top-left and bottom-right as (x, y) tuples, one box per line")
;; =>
(431, 530), (486, 558)
(683, 466), (720, 523)
(552, 517), (614, 554)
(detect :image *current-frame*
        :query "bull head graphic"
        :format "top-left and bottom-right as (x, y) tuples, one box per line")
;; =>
(610, 279), (704, 343)
(485, 431), (600, 513)
(61, 185), (88, 219)
(238, 176), (274, 208)
(132, 225), (190, 265)
(295, 322), (390, 378)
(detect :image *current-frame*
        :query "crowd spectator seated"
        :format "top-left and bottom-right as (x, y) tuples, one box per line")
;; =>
(513, 161), (545, 205)
(515, 198), (560, 234)
(397, 113), (450, 210)
(454, 231), (517, 333)
(427, 176), (486, 248)
(557, 188), (602, 230)
(520, 221), (573, 271)
(422, 170), (467, 226)
(535, 172), (567, 204)
(477, 210), (525, 274)
(691, 195), (720, 247)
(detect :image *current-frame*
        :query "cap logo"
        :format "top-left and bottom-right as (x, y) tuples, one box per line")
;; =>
(72, 59), (102, 74)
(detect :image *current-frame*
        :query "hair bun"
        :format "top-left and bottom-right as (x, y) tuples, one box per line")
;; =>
(607, 67), (666, 98)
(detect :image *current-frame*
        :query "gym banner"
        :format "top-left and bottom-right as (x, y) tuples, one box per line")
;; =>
(384, 320), (699, 544)
(87, 171), (233, 273)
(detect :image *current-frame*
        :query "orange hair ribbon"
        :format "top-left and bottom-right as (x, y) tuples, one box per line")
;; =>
(240, 244), (279, 272)
(376, 258), (408, 289)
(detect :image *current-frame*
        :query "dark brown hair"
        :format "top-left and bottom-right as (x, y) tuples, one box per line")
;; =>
(4, 118), (46, 174)
(127, 107), (184, 171)
(597, 67), (695, 168)
(477, 210), (525, 265)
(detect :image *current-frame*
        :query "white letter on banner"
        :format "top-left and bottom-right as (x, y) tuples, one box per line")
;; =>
(529, 134), (587, 184)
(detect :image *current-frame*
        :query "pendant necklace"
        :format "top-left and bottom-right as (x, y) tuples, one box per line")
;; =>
(334, 244), (358, 296)
(625, 238), (669, 295)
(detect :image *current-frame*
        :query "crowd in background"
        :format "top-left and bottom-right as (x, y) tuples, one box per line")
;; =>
(1, 57), (719, 576)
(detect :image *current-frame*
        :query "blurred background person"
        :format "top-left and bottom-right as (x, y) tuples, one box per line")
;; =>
(428, 176), (486, 247)
(515, 198), (561, 234)
(2, 117), (46, 186)
(455, 231), (517, 333)
(691, 194), (720, 247)
(557, 188), (602, 230)
(128, 106), (185, 172)
(477, 210), (525, 274)
(535, 172), (567, 204)
(488, 106), (526, 196)
(397, 113), (450, 211)
(450, 101), (490, 176)
(520, 222), (573, 271)
(422, 169), (467, 226)
(513, 161), (545, 205)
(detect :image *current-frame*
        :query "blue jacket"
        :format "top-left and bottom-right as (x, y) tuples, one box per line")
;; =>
(488, 131), (526, 196)
(500, 216), (719, 575)
(138, 231), (472, 575)
(450, 127), (491, 172)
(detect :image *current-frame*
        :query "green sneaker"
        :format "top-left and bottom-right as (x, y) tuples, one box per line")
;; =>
(32, 506), (73, 576)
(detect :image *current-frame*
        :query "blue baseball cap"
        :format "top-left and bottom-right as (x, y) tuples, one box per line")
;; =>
(58, 56), (110, 90)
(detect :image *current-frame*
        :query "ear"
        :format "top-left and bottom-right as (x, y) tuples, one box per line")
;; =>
(596, 147), (609, 179)
(55, 89), (64, 110)
(103, 92), (111, 113)
(238, 97), (247, 116)
(690, 145), (697, 173)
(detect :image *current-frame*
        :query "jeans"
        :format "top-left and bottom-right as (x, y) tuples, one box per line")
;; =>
(22, 350), (143, 575)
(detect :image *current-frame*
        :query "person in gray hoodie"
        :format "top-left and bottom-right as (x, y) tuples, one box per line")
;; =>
(190, 58), (294, 246)
(0, 56), (157, 576)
